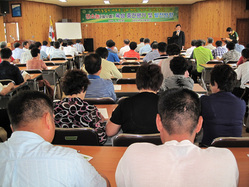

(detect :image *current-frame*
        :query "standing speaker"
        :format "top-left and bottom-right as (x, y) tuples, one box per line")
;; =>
(247, 0), (249, 10)
(84, 38), (94, 52)
(0, 1), (9, 15)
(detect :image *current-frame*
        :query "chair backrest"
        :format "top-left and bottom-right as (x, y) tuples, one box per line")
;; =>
(114, 62), (120, 65)
(52, 127), (100, 146)
(121, 66), (139, 73)
(122, 62), (140, 65)
(15, 63), (26, 67)
(25, 69), (42, 74)
(112, 133), (162, 147)
(116, 78), (136, 84)
(206, 60), (223, 64)
(0, 79), (14, 85)
(45, 62), (55, 66)
(66, 55), (73, 57)
(51, 58), (66, 61)
(211, 137), (249, 147)
(84, 97), (116, 105)
(226, 61), (237, 64)
(141, 53), (147, 56)
(124, 57), (138, 60)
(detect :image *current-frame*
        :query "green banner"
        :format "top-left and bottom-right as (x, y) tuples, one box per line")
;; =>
(81, 7), (178, 23)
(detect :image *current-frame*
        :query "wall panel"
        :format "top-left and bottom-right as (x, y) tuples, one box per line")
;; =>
(0, 16), (5, 41)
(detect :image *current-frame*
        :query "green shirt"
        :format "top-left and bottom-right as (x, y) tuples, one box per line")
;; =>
(193, 46), (213, 73)
(229, 31), (239, 42)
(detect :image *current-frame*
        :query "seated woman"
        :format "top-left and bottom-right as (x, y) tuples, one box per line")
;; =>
(201, 64), (246, 146)
(106, 64), (163, 136)
(26, 48), (48, 70)
(54, 69), (107, 145)
(160, 56), (194, 91)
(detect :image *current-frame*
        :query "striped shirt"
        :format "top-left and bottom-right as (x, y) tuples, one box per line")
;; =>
(212, 46), (227, 59)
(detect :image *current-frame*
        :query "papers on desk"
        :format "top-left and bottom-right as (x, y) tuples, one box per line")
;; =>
(98, 108), (108, 119)
(114, 85), (121, 90)
(47, 67), (53, 70)
(80, 153), (93, 161)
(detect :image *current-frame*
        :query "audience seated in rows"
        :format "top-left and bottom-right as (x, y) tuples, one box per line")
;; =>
(204, 37), (216, 51)
(212, 40), (227, 59)
(73, 39), (85, 53)
(106, 39), (120, 63)
(35, 42), (48, 61)
(139, 38), (152, 55)
(116, 88), (238, 187)
(119, 39), (130, 57)
(160, 56), (194, 91)
(96, 47), (122, 80)
(201, 64), (246, 146)
(0, 91), (109, 186)
(185, 39), (196, 57)
(50, 41), (66, 60)
(63, 41), (78, 57)
(106, 63), (163, 136)
(123, 42), (140, 60)
(221, 42), (241, 63)
(159, 43), (180, 79)
(85, 53), (116, 101)
(135, 37), (144, 53)
(143, 42), (160, 63)
(27, 48), (48, 70)
(54, 69), (107, 145)
(151, 42), (168, 64)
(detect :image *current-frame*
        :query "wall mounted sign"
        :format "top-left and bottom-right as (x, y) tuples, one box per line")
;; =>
(11, 4), (22, 17)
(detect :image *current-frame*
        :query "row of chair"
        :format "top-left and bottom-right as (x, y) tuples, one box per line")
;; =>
(51, 127), (249, 147)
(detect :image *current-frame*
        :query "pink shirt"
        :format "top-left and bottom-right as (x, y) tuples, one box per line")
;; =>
(237, 56), (244, 66)
(124, 50), (140, 60)
(26, 58), (47, 70)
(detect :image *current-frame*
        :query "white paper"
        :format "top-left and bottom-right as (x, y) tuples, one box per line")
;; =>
(47, 67), (53, 70)
(114, 84), (121, 90)
(97, 108), (108, 119)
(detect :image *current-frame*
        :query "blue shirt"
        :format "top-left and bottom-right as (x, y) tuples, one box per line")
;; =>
(143, 50), (160, 63)
(73, 43), (85, 53)
(201, 92), (246, 146)
(0, 131), (106, 187)
(40, 50), (48, 60)
(107, 48), (120, 62)
(139, 44), (152, 55)
(212, 46), (227, 59)
(12, 48), (24, 60)
(86, 74), (116, 101)
(50, 49), (66, 60)
(235, 43), (245, 53)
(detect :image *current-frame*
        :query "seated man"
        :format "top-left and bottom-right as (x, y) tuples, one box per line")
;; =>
(135, 37), (144, 53)
(212, 40), (227, 59)
(123, 42), (140, 60)
(116, 88), (239, 187)
(160, 56), (194, 91)
(0, 42), (16, 64)
(27, 48), (48, 70)
(119, 39), (130, 57)
(85, 53), (116, 101)
(221, 41), (241, 63)
(96, 47), (122, 80)
(12, 42), (24, 62)
(201, 64), (246, 146)
(63, 41), (78, 57)
(73, 39), (85, 53)
(50, 41), (66, 60)
(143, 42), (160, 63)
(151, 42), (168, 64)
(35, 41), (48, 61)
(41, 41), (49, 54)
(139, 38), (152, 55)
(106, 40), (120, 63)
(0, 91), (109, 186)
(0, 48), (30, 85)
(185, 39), (196, 57)
(204, 37), (216, 51)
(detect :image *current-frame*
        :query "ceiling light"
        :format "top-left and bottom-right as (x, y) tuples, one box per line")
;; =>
(142, 0), (149, 3)
(59, 0), (67, 2)
(104, 1), (110, 4)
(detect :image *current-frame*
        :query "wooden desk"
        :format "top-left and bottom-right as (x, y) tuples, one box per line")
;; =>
(121, 73), (136, 79)
(62, 146), (249, 187)
(95, 104), (118, 120)
(114, 84), (139, 97)
(116, 64), (140, 71)
(18, 66), (60, 71)
(193, 83), (207, 94)
(200, 63), (237, 69)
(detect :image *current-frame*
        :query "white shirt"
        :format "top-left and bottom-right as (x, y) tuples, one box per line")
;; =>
(41, 46), (48, 54)
(235, 61), (249, 89)
(63, 46), (78, 57)
(0, 131), (106, 187)
(185, 46), (196, 57)
(116, 140), (238, 187)
(12, 48), (24, 60)
(73, 43), (85, 53)
(119, 45), (130, 57)
(20, 48), (32, 64)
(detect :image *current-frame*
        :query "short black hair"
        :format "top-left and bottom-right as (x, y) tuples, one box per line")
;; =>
(144, 38), (150, 44)
(14, 42), (21, 48)
(170, 56), (188, 75)
(34, 42), (42, 48)
(195, 40), (203, 47)
(31, 48), (40, 57)
(54, 41), (60, 49)
(176, 24), (181, 27)
(166, 43), (181, 55)
(158, 42), (167, 53)
(84, 53), (102, 74)
(57, 38), (63, 43)
(42, 41), (48, 45)
(215, 40), (222, 47)
(136, 63), (163, 92)
(158, 89), (200, 135)
(68, 41), (73, 46)
(0, 42), (7, 49)
(152, 43), (158, 49)
(140, 38), (144, 42)
(22, 41), (29, 47)
(242, 48), (249, 59)
(226, 27), (232, 32)
(129, 42), (137, 50)
(76, 40), (81, 43)
(124, 39), (130, 45)
(191, 40), (196, 46)
(29, 44), (35, 50)
(96, 47), (109, 59)
(7, 91), (53, 130)
(62, 41), (68, 47)
(62, 69), (90, 95)
(207, 38), (213, 43)
(106, 40), (115, 48)
(50, 41), (54, 46)
(210, 64), (236, 92)
(0, 48), (12, 59)
(226, 42), (235, 50)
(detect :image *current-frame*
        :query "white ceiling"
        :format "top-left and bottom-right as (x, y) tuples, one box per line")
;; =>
(25, 0), (206, 7)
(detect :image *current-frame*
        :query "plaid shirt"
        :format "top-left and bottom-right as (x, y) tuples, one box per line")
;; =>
(212, 47), (227, 59)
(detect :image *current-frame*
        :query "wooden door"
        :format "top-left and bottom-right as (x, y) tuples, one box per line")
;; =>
(237, 19), (249, 46)
(5, 22), (18, 43)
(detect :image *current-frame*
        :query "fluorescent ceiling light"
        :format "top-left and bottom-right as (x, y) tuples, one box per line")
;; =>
(104, 1), (110, 4)
(142, 0), (149, 3)
(59, 0), (67, 2)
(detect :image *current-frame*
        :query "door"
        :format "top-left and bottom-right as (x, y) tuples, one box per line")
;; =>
(237, 19), (249, 46)
(5, 22), (18, 43)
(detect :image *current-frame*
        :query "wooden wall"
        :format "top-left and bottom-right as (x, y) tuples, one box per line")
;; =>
(0, 16), (5, 41)
(62, 5), (192, 49)
(3, 0), (63, 42)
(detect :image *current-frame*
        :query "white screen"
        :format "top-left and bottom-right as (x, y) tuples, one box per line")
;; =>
(55, 22), (82, 40)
